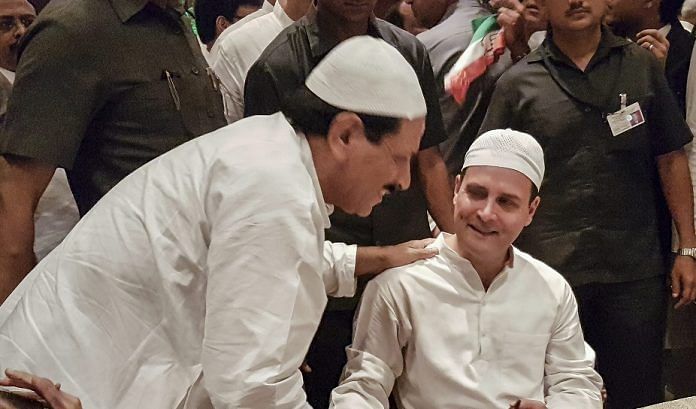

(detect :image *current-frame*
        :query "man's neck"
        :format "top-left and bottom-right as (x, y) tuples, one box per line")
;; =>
(551, 25), (602, 71)
(280, 0), (313, 21)
(316, 7), (369, 42)
(445, 234), (509, 291)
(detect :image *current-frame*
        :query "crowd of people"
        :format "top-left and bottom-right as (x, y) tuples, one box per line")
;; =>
(0, 0), (694, 406)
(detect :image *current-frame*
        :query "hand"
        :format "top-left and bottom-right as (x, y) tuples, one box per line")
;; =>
(671, 255), (696, 308)
(300, 360), (312, 374)
(0, 370), (82, 409)
(490, 0), (530, 60)
(509, 398), (548, 409)
(637, 29), (669, 66)
(384, 238), (438, 269)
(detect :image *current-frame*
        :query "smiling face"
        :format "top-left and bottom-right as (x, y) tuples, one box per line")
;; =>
(0, 0), (35, 71)
(452, 166), (540, 259)
(545, 0), (605, 32)
(330, 114), (425, 217)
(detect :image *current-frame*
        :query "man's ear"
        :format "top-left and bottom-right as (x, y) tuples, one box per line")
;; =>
(453, 173), (463, 205)
(525, 195), (541, 226)
(215, 16), (231, 36)
(326, 112), (365, 161)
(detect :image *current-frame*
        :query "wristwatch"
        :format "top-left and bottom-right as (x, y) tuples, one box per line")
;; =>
(676, 248), (696, 259)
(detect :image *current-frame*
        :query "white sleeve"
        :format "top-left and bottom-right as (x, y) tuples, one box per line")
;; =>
(329, 281), (408, 409)
(544, 283), (603, 409)
(212, 43), (245, 124)
(201, 161), (318, 409)
(322, 241), (357, 298)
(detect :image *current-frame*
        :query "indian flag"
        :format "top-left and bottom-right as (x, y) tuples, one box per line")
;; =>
(444, 15), (506, 104)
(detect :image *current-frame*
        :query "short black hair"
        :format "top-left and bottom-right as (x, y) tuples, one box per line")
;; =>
(282, 87), (402, 143)
(459, 167), (540, 204)
(659, 0), (686, 23)
(194, 0), (263, 44)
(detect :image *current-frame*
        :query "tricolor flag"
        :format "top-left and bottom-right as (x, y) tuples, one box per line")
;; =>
(444, 15), (507, 104)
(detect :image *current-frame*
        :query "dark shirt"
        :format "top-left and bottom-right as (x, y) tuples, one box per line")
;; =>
(665, 20), (696, 115)
(0, 0), (226, 214)
(244, 11), (447, 310)
(480, 28), (692, 286)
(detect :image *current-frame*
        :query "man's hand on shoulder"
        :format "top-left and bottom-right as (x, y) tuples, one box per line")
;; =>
(384, 238), (438, 270)
(355, 238), (438, 277)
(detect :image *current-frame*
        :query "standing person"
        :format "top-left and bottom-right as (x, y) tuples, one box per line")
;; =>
(606, 0), (696, 398)
(213, 0), (313, 123)
(331, 129), (604, 409)
(243, 1), (455, 405)
(0, 0), (79, 264)
(194, 0), (263, 51)
(0, 36), (429, 409)
(479, 0), (696, 405)
(0, 0), (227, 303)
(409, 0), (530, 175)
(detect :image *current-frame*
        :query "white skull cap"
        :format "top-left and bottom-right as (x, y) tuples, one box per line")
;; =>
(462, 129), (545, 190)
(305, 36), (427, 120)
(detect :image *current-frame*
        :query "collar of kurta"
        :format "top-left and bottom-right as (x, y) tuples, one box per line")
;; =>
(302, 8), (384, 58)
(109, 0), (185, 23)
(527, 26), (629, 66)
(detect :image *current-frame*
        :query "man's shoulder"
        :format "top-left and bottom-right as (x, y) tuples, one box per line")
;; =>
(514, 249), (573, 297)
(216, 12), (282, 65)
(38, 0), (112, 30)
(253, 20), (308, 68)
(367, 252), (442, 297)
(375, 19), (427, 57)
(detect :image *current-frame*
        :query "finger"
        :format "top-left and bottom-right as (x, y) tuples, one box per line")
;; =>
(408, 238), (436, 248)
(671, 275), (681, 299)
(3, 369), (36, 390)
(411, 246), (439, 261)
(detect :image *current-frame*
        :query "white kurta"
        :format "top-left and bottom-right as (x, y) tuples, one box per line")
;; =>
(212, 1), (293, 123)
(331, 233), (603, 409)
(0, 112), (356, 409)
(209, 0), (274, 61)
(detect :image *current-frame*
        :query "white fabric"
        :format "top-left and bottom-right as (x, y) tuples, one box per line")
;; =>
(306, 36), (427, 120)
(209, 0), (274, 60)
(0, 67), (14, 84)
(213, 0), (294, 123)
(463, 128), (545, 189)
(0, 112), (357, 409)
(33, 169), (80, 261)
(331, 233), (603, 409)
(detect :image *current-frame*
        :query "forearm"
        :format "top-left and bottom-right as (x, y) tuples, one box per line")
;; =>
(658, 149), (696, 246)
(417, 147), (454, 233)
(0, 205), (36, 303)
(355, 246), (391, 277)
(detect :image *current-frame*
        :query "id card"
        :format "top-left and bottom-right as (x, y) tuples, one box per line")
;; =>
(607, 102), (645, 136)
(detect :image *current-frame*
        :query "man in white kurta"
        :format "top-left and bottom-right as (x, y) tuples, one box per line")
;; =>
(0, 36), (428, 409)
(331, 130), (603, 409)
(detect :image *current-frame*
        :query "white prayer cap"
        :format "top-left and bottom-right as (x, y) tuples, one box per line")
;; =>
(462, 129), (545, 190)
(305, 36), (427, 120)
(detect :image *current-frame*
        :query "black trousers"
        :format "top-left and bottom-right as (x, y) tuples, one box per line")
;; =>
(575, 276), (667, 409)
(303, 309), (355, 409)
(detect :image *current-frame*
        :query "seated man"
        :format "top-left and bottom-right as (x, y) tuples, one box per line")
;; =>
(330, 129), (603, 409)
